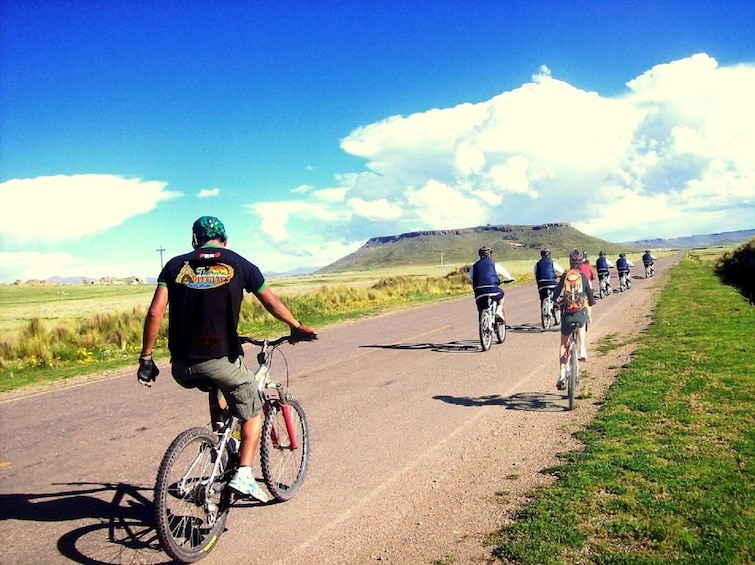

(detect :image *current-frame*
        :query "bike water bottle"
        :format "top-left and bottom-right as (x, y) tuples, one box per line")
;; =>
(254, 365), (269, 393)
(227, 429), (241, 453)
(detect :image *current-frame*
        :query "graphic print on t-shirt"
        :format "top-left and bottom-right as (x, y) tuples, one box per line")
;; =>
(175, 261), (235, 289)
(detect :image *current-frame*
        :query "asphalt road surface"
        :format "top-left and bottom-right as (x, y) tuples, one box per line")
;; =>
(0, 257), (676, 564)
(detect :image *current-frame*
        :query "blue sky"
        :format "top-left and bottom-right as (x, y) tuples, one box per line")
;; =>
(1, 1), (754, 283)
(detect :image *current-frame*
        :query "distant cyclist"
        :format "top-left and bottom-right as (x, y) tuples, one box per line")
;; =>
(579, 251), (597, 289)
(552, 249), (595, 390)
(642, 249), (656, 276)
(534, 248), (565, 302)
(595, 250), (614, 290)
(616, 252), (634, 286)
(469, 246), (515, 323)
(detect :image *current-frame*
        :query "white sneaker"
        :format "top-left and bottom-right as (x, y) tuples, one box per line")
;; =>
(579, 348), (587, 361)
(228, 467), (269, 502)
(556, 365), (567, 390)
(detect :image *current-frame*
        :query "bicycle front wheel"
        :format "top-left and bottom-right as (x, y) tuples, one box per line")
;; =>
(541, 298), (551, 330)
(567, 336), (579, 410)
(261, 396), (310, 501)
(154, 427), (230, 563)
(479, 309), (493, 351)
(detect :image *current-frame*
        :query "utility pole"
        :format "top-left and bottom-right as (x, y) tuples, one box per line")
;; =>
(156, 246), (166, 270)
(439, 251), (444, 277)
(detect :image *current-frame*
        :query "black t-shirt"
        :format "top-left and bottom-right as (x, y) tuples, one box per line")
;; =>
(158, 245), (266, 361)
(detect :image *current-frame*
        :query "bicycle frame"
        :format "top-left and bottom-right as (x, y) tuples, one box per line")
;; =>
(154, 334), (312, 563)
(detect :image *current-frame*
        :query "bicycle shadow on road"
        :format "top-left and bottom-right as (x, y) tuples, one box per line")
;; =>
(0, 481), (168, 564)
(506, 322), (555, 333)
(361, 339), (480, 353)
(434, 391), (569, 412)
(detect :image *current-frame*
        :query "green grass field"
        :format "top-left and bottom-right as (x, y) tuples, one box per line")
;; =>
(488, 254), (754, 564)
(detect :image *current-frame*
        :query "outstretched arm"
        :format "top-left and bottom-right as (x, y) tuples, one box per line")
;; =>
(141, 284), (168, 357)
(256, 287), (317, 341)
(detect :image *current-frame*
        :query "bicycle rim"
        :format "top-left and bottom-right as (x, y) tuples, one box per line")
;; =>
(495, 317), (506, 343)
(568, 338), (578, 410)
(261, 396), (310, 501)
(154, 427), (230, 563)
(479, 309), (493, 351)
(541, 298), (551, 330)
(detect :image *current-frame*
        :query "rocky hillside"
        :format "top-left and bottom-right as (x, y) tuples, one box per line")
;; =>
(317, 223), (634, 274)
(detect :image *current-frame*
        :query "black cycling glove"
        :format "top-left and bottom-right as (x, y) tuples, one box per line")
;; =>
(290, 323), (318, 343)
(137, 357), (159, 386)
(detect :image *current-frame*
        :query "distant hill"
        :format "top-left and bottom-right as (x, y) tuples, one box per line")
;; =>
(316, 223), (635, 274)
(624, 229), (755, 250)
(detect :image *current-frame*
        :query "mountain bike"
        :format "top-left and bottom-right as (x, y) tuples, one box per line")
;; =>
(477, 293), (506, 351)
(618, 270), (631, 292)
(598, 272), (612, 299)
(540, 290), (561, 330)
(644, 263), (655, 278)
(153, 335), (311, 563)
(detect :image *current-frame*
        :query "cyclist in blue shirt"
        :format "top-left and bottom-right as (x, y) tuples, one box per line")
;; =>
(534, 248), (565, 301)
(469, 246), (515, 322)
(595, 250), (613, 290)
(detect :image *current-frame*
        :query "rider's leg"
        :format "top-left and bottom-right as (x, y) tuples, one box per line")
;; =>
(239, 412), (263, 467)
(557, 329), (569, 389)
(578, 324), (587, 360)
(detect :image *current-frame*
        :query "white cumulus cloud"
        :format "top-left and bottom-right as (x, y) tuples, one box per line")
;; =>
(0, 174), (181, 242)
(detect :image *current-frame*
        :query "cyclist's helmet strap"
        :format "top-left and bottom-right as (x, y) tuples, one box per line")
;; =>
(192, 216), (227, 249)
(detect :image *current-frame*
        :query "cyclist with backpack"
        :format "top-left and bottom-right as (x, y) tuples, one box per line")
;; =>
(552, 249), (596, 390)
(534, 248), (565, 301)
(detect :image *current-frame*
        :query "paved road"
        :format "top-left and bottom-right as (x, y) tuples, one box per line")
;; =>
(0, 258), (675, 564)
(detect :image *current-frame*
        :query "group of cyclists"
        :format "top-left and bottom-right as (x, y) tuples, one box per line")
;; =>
(473, 245), (657, 392)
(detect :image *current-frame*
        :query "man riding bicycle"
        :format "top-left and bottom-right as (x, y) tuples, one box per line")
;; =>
(469, 245), (515, 322)
(137, 216), (317, 503)
(534, 248), (565, 301)
(616, 252), (633, 286)
(642, 249), (656, 275)
(552, 249), (595, 390)
(595, 250), (613, 291)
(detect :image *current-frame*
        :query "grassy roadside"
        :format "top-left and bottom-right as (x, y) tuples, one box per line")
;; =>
(0, 271), (476, 393)
(489, 255), (754, 563)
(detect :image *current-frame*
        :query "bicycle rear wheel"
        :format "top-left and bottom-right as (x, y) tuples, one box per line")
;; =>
(261, 396), (310, 501)
(495, 316), (506, 343)
(479, 309), (493, 351)
(154, 427), (230, 563)
(541, 298), (552, 330)
(567, 335), (579, 410)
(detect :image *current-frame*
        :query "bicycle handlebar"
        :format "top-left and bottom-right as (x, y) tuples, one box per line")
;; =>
(240, 335), (290, 347)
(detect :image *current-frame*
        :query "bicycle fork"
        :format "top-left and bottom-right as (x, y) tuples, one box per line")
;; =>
(266, 383), (299, 450)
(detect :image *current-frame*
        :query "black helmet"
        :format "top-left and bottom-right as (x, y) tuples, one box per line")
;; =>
(599, 250), (605, 256)
(540, 248), (551, 257)
(569, 248), (584, 267)
(619, 252), (626, 258)
(645, 249), (650, 253)
(192, 216), (227, 249)
(478, 246), (492, 259)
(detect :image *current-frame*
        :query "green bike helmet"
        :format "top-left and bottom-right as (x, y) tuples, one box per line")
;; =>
(192, 216), (227, 248)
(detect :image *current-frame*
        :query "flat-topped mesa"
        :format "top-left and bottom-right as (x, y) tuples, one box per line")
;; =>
(363, 223), (571, 248)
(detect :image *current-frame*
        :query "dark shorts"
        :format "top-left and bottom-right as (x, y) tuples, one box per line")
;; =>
(537, 283), (556, 300)
(474, 288), (504, 311)
(171, 356), (264, 421)
(560, 308), (588, 336)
